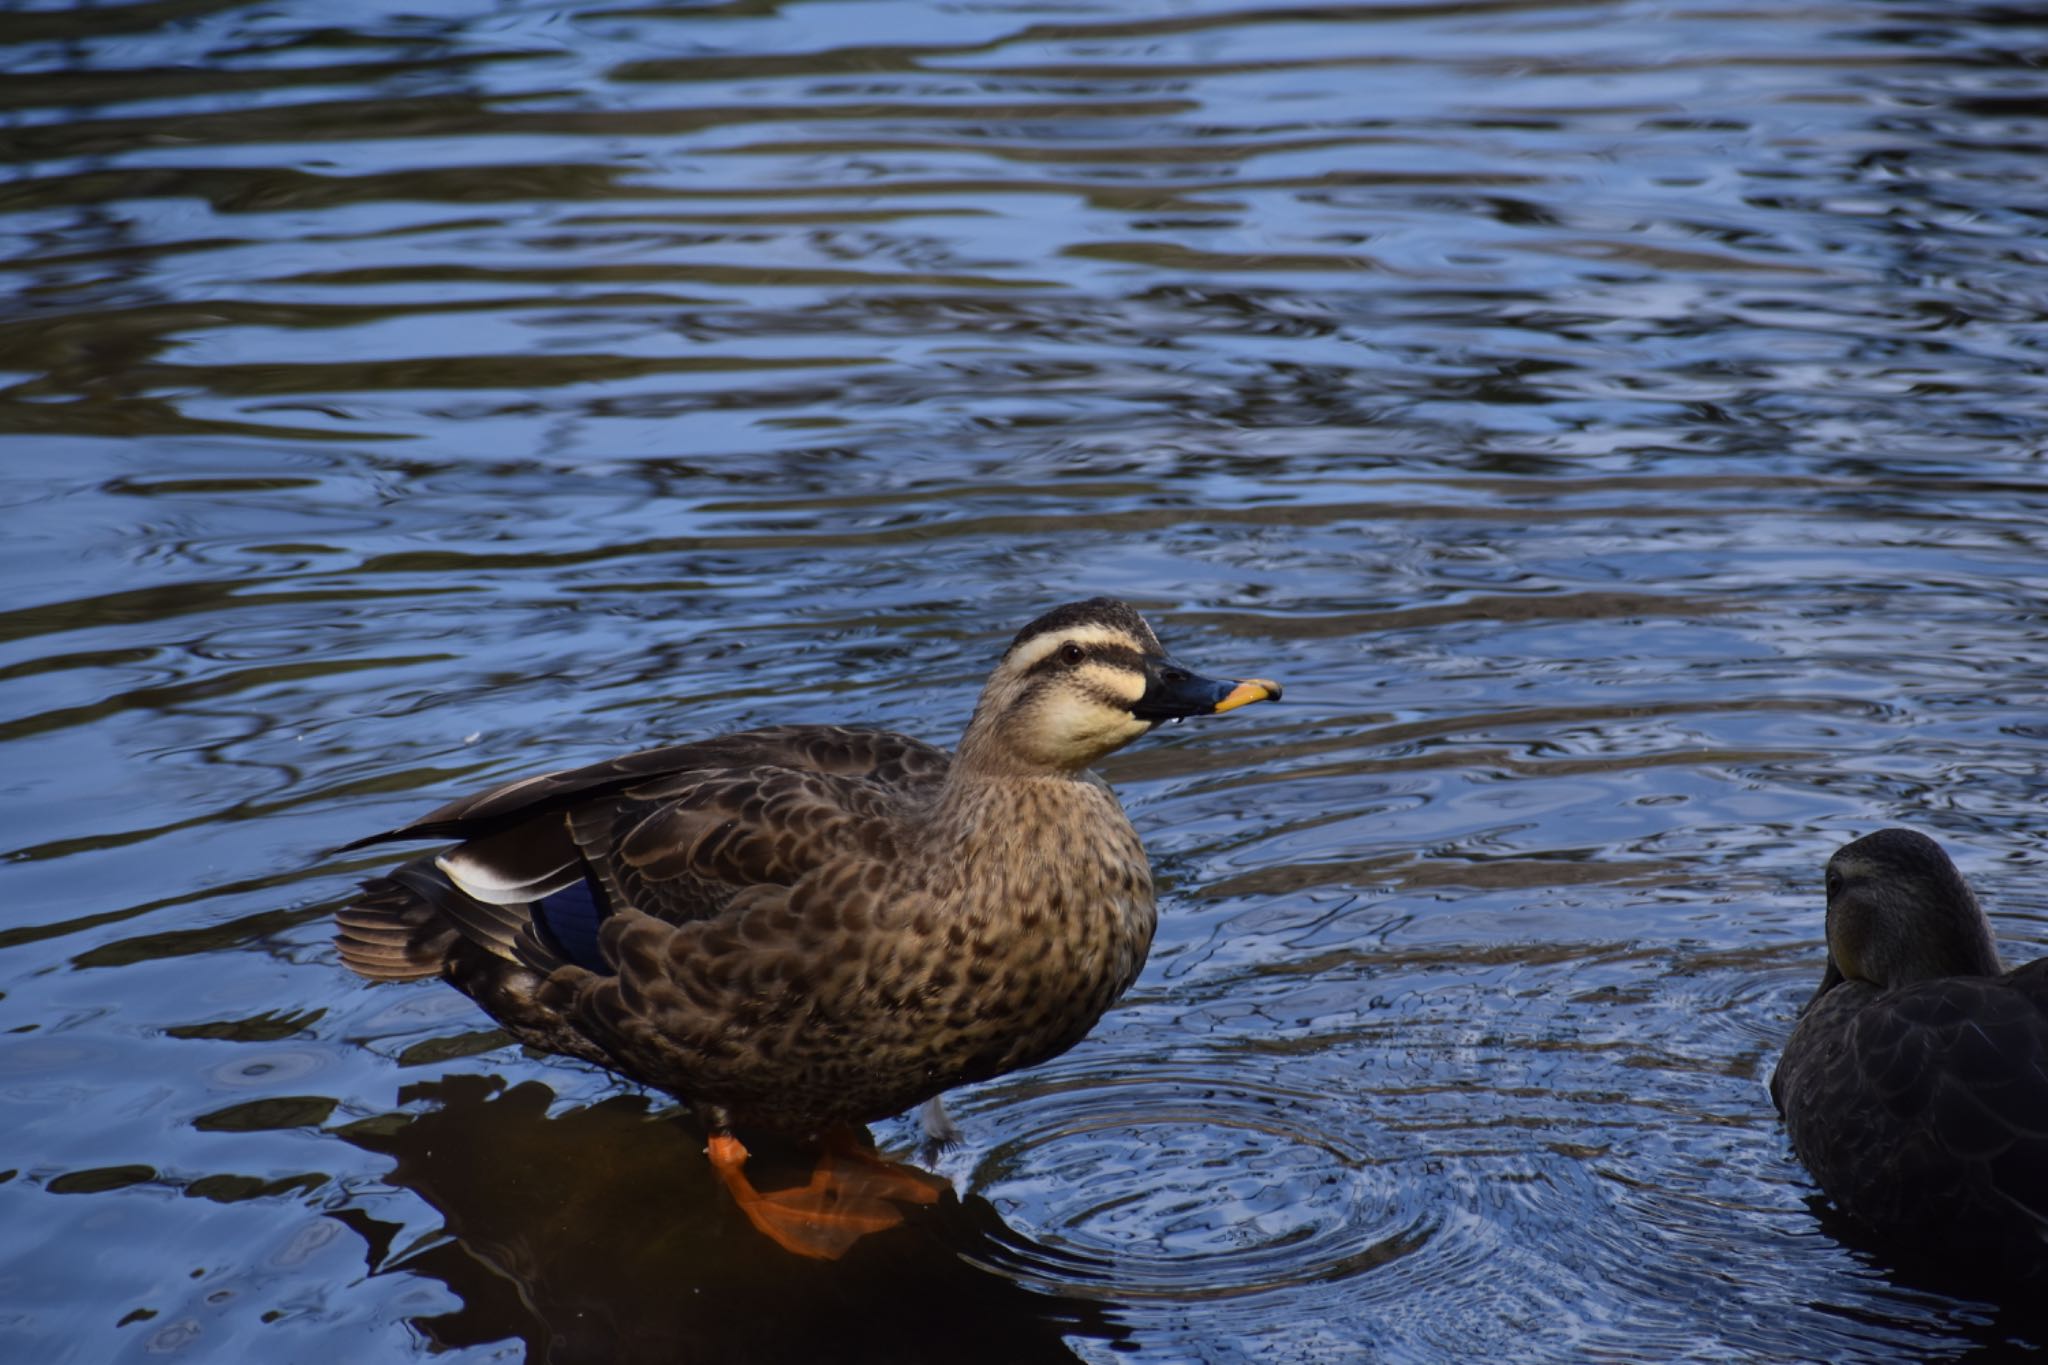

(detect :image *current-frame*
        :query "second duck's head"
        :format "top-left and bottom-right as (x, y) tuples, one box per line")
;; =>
(1816, 827), (2001, 997)
(960, 597), (1280, 773)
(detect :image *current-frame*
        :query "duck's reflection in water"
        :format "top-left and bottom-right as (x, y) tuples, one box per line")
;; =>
(331, 1074), (1126, 1364)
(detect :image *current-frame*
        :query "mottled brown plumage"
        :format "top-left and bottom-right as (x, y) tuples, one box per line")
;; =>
(1771, 828), (2048, 1273)
(336, 599), (1279, 1148)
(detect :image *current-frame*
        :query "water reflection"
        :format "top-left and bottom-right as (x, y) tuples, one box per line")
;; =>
(334, 1074), (1124, 1363)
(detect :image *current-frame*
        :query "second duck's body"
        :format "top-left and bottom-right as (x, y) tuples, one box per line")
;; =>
(336, 598), (1278, 1251)
(1771, 828), (2048, 1272)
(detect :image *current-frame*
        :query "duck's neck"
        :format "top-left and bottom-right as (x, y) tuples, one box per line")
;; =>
(1904, 910), (2003, 982)
(927, 727), (1140, 875)
(932, 740), (1103, 836)
(946, 700), (1070, 781)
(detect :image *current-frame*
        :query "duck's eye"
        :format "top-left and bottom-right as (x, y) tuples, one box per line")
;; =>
(1825, 871), (1843, 899)
(1058, 642), (1085, 665)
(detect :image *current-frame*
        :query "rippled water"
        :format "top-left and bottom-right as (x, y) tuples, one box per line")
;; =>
(4, 0), (2048, 1359)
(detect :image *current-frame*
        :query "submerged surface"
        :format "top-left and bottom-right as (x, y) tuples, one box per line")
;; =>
(3, 0), (2047, 1359)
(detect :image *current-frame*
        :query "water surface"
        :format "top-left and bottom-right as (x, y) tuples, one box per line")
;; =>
(4, 0), (2048, 1360)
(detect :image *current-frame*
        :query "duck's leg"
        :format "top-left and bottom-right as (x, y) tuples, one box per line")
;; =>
(918, 1095), (963, 1148)
(706, 1128), (946, 1260)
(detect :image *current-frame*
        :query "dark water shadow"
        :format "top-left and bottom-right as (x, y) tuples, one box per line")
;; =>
(331, 1074), (1126, 1364)
(1795, 1193), (2048, 1356)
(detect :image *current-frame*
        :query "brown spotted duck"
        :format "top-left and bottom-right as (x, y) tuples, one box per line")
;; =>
(337, 598), (1279, 1257)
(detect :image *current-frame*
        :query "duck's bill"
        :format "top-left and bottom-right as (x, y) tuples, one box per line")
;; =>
(1211, 679), (1282, 713)
(1131, 661), (1284, 722)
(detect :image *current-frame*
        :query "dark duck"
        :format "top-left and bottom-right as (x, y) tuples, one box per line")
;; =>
(1771, 828), (2048, 1274)
(336, 598), (1280, 1257)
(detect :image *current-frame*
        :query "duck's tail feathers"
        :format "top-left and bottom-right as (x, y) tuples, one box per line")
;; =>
(337, 854), (575, 983)
(336, 857), (461, 981)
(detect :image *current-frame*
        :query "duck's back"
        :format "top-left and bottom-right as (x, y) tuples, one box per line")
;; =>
(1772, 959), (2048, 1265)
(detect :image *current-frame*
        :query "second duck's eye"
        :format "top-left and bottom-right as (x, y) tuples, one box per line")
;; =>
(1059, 642), (1085, 665)
(1825, 871), (1843, 899)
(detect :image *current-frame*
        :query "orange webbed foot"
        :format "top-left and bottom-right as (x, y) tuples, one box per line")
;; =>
(707, 1131), (947, 1259)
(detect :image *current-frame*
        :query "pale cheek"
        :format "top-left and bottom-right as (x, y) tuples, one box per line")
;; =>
(1091, 713), (1151, 750)
(1037, 695), (1149, 760)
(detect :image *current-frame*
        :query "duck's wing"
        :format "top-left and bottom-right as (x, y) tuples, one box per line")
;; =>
(1777, 967), (2048, 1256)
(558, 762), (925, 925)
(344, 725), (951, 851)
(336, 725), (949, 982)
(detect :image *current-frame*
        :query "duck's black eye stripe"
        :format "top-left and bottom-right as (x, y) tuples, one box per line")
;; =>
(1021, 643), (1147, 679)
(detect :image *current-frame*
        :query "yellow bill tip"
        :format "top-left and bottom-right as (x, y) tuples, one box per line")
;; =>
(1212, 679), (1282, 713)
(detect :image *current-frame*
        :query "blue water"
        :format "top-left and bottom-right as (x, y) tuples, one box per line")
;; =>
(3, 0), (2047, 1359)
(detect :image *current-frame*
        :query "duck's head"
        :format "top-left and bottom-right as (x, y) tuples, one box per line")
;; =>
(1816, 828), (2001, 998)
(958, 597), (1281, 773)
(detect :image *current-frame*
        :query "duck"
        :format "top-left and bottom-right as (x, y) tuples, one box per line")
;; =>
(335, 597), (1280, 1257)
(1770, 827), (2048, 1273)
